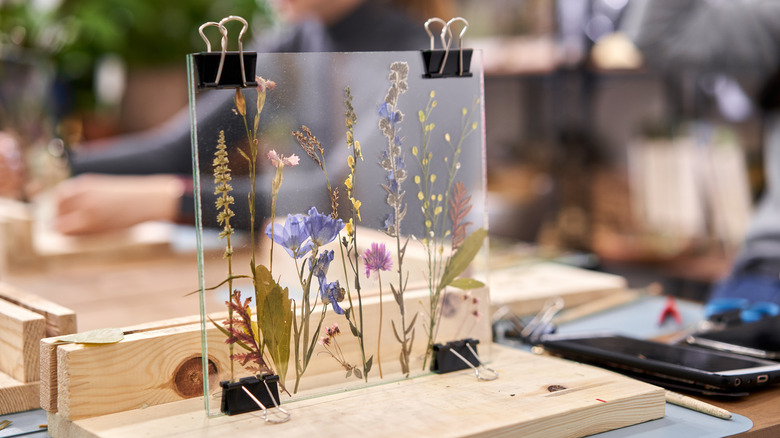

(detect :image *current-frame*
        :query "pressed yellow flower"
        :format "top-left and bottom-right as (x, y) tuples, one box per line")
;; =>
(346, 131), (353, 145)
(414, 175), (421, 184)
(345, 218), (354, 236)
(461, 107), (467, 116)
(418, 110), (425, 123)
(345, 174), (353, 191)
(472, 122), (478, 130)
(354, 140), (362, 159)
(445, 133), (451, 142)
(351, 198), (362, 220)
(348, 155), (355, 170)
(425, 220), (432, 229)
(434, 206), (442, 216)
(430, 174), (437, 183)
(412, 146), (418, 156)
(430, 90), (435, 98)
(418, 191), (424, 201)
(437, 194), (442, 202)
(432, 100), (437, 108)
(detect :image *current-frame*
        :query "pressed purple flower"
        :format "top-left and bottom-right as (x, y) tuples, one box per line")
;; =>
(265, 214), (313, 259)
(320, 279), (345, 315)
(305, 206), (344, 247)
(309, 249), (335, 280)
(362, 242), (393, 278)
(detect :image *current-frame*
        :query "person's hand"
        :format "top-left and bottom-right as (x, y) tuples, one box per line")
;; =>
(0, 132), (25, 199)
(54, 174), (185, 235)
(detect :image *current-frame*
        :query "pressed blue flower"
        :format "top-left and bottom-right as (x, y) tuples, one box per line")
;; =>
(305, 207), (344, 247)
(320, 279), (345, 315)
(265, 214), (313, 259)
(379, 102), (401, 124)
(362, 242), (393, 278)
(394, 135), (403, 146)
(383, 213), (394, 231)
(309, 249), (335, 280)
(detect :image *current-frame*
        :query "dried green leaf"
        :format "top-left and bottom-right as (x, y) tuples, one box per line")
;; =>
(448, 277), (485, 290)
(405, 312), (418, 335)
(255, 265), (293, 388)
(346, 368), (353, 379)
(54, 328), (124, 344)
(391, 320), (403, 343)
(365, 355), (373, 374)
(348, 320), (360, 338)
(354, 367), (363, 379)
(438, 228), (487, 290)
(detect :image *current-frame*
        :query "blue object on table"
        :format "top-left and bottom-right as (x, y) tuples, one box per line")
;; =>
(703, 297), (780, 323)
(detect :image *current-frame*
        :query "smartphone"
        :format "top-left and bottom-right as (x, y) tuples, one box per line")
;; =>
(686, 315), (780, 360)
(541, 333), (780, 393)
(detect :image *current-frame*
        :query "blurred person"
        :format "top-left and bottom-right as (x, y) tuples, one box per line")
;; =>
(623, 0), (780, 306)
(51, 0), (451, 235)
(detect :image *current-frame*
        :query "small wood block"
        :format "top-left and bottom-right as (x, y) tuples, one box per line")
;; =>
(56, 323), (231, 421)
(46, 345), (666, 438)
(0, 370), (40, 415)
(490, 262), (627, 316)
(0, 298), (45, 383)
(0, 282), (77, 337)
(40, 337), (60, 412)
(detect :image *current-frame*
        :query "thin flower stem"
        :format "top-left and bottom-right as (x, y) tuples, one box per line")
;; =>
(376, 273), (384, 378)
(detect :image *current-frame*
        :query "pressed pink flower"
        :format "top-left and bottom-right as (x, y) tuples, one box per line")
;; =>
(267, 150), (300, 168)
(362, 242), (393, 278)
(256, 76), (276, 93)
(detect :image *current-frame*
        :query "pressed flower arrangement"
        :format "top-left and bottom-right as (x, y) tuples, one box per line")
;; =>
(189, 50), (489, 416)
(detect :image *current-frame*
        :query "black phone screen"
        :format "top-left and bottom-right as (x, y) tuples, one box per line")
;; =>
(570, 336), (769, 372)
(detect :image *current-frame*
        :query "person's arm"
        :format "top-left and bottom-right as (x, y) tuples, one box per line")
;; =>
(57, 89), (267, 233)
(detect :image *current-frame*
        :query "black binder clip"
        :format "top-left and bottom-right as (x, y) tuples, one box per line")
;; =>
(430, 338), (498, 381)
(220, 374), (290, 422)
(421, 17), (473, 79)
(194, 16), (258, 90)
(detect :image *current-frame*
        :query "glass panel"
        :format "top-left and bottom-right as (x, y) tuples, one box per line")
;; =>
(188, 50), (489, 417)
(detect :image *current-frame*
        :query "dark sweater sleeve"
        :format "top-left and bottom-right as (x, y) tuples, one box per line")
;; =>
(623, 0), (780, 78)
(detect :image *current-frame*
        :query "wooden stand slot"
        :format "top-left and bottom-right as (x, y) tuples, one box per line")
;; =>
(0, 283), (76, 415)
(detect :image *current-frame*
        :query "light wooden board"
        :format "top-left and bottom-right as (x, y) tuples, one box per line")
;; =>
(47, 345), (666, 438)
(0, 298), (45, 383)
(0, 370), (39, 415)
(490, 262), (627, 316)
(0, 283), (77, 337)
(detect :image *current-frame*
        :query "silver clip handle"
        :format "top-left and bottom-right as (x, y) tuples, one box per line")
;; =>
(240, 383), (291, 424)
(446, 17), (469, 76)
(448, 343), (499, 381)
(199, 22), (228, 85)
(218, 15), (250, 87)
(424, 17), (448, 51)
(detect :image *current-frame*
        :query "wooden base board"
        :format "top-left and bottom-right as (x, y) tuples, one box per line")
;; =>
(46, 345), (665, 438)
(0, 370), (40, 415)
